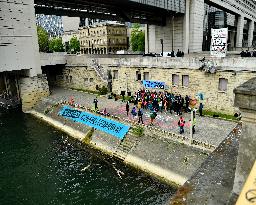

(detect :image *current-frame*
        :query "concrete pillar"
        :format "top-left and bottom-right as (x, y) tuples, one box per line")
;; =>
(147, 25), (156, 53)
(189, 0), (204, 53)
(236, 16), (244, 48)
(248, 20), (255, 48)
(233, 77), (256, 195)
(230, 31), (236, 49)
(145, 24), (149, 53)
(183, 0), (190, 54)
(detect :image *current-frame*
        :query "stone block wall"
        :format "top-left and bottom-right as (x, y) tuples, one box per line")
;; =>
(233, 77), (256, 195)
(19, 75), (49, 112)
(111, 66), (256, 114)
(55, 66), (108, 92)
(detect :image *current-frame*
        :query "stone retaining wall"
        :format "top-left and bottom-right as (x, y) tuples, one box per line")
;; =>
(19, 74), (49, 112)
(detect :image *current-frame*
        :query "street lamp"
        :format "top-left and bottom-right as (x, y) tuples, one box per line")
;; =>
(160, 39), (163, 56)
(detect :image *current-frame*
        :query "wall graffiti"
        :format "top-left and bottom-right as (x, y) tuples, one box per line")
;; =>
(210, 28), (228, 57)
(142, 80), (165, 89)
(59, 106), (130, 139)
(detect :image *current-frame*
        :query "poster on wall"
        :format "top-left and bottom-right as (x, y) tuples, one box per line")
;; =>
(142, 80), (165, 89)
(210, 28), (228, 57)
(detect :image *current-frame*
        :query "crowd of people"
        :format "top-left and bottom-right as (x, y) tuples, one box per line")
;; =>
(125, 89), (202, 133)
(240, 49), (256, 57)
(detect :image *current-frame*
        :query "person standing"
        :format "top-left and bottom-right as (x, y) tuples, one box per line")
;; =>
(185, 95), (190, 112)
(126, 102), (129, 116)
(93, 97), (98, 110)
(138, 99), (142, 109)
(178, 116), (185, 134)
(131, 107), (137, 119)
(138, 108), (144, 124)
(159, 100), (163, 112)
(199, 102), (203, 116)
(150, 110), (157, 125)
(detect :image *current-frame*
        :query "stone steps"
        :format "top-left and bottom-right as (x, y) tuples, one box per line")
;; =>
(113, 132), (140, 161)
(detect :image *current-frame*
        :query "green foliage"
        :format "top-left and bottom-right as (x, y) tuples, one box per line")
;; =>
(49, 37), (64, 52)
(69, 36), (80, 54)
(202, 110), (237, 121)
(83, 128), (94, 144)
(37, 26), (49, 52)
(71, 87), (100, 95)
(131, 23), (145, 52)
(132, 126), (144, 137)
(99, 86), (108, 95)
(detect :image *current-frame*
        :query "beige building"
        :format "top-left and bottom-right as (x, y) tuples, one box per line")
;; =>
(79, 23), (128, 54)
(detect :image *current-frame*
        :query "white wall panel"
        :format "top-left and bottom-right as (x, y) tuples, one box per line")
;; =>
(0, 0), (41, 76)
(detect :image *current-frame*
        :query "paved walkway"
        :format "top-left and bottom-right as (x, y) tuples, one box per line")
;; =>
(48, 88), (236, 146)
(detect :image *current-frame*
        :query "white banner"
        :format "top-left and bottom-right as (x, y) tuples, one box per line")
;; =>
(210, 28), (228, 57)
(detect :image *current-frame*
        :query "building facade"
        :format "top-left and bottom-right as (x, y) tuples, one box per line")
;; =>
(36, 14), (64, 37)
(146, 0), (256, 54)
(79, 23), (128, 54)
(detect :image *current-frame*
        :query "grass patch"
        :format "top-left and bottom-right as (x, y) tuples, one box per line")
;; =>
(202, 110), (237, 121)
(131, 126), (144, 137)
(71, 87), (100, 95)
(82, 128), (94, 144)
(44, 103), (59, 114)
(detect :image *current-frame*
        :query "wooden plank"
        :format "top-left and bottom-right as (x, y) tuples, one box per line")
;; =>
(236, 161), (256, 205)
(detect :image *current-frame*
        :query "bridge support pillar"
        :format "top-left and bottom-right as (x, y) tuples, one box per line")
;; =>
(189, 0), (204, 53)
(19, 74), (50, 112)
(183, 0), (190, 54)
(146, 16), (185, 54)
(233, 77), (256, 196)
(236, 16), (244, 48)
(248, 20), (255, 48)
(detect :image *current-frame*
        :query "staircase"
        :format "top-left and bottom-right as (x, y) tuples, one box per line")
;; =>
(91, 59), (108, 83)
(113, 133), (141, 161)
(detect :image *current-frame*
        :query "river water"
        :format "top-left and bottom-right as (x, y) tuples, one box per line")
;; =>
(0, 111), (176, 205)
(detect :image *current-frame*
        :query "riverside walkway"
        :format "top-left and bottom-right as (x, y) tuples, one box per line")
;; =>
(47, 87), (236, 147)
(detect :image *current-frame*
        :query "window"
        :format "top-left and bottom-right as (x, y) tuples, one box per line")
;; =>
(136, 71), (141, 81)
(218, 78), (228, 91)
(89, 78), (94, 82)
(84, 78), (88, 82)
(172, 74), (179, 86)
(182, 75), (189, 87)
(113, 70), (118, 79)
(69, 76), (72, 83)
(143, 72), (149, 80)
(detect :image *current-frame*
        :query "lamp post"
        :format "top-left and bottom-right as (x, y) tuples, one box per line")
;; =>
(125, 73), (128, 94)
(160, 39), (163, 56)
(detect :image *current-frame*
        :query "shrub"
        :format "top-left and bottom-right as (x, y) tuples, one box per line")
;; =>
(132, 126), (144, 137)
(99, 86), (108, 95)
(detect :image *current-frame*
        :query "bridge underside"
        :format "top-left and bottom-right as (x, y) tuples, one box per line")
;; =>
(34, 0), (179, 25)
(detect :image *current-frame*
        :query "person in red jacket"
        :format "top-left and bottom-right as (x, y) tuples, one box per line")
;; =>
(178, 116), (185, 134)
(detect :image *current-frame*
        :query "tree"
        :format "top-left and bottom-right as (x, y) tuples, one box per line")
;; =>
(69, 36), (80, 54)
(131, 23), (145, 52)
(49, 37), (64, 52)
(37, 26), (49, 52)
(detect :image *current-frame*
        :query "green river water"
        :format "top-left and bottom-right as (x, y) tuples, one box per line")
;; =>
(0, 111), (176, 205)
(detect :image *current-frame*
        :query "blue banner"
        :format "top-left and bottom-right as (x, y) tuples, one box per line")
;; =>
(59, 106), (130, 140)
(142, 80), (165, 89)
